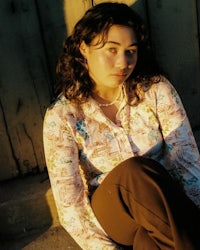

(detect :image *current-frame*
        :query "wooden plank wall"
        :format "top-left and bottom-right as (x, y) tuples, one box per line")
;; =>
(146, 0), (200, 129)
(0, 0), (200, 181)
(0, 0), (66, 180)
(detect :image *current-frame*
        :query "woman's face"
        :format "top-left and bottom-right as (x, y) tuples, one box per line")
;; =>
(80, 25), (138, 90)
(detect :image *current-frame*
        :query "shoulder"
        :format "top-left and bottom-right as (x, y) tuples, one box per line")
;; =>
(44, 95), (83, 122)
(48, 94), (71, 110)
(145, 76), (180, 100)
(150, 76), (175, 92)
(144, 76), (186, 117)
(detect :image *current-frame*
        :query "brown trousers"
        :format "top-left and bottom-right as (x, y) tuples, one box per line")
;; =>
(91, 157), (200, 250)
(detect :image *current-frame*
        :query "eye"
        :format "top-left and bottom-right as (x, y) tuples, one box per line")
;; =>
(126, 48), (137, 56)
(108, 47), (117, 54)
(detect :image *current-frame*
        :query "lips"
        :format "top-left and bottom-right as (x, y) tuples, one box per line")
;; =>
(112, 72), (128, 77)
(115, 73), (127, 76)
(111, 72), (130, 81)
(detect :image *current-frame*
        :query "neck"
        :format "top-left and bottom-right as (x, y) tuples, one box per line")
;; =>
(94, 85), (122, 100)
(92, 85), (123, 107)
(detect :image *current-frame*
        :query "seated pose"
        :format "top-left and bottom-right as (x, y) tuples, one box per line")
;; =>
(43, 2), (200, 249)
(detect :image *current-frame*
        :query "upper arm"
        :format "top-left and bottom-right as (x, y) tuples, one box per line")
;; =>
(154, 80), (200, 207)
(43, 107), (84, 206)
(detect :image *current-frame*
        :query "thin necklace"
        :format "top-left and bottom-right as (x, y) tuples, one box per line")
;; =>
(95, 87), (122, 107)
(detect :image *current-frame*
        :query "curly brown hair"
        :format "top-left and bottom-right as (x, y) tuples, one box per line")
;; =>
(55, 2), (164, 105)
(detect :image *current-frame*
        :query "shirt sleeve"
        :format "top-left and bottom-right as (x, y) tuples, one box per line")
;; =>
(155, 79), (200, 208)
(43, 104), (121, 250)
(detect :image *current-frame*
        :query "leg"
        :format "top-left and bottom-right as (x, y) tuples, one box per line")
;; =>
(91, 157), (200, 250)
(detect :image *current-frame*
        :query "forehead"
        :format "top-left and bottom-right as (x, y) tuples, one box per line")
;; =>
(108, 25), (137, 44)
(93, 25), (137, 47)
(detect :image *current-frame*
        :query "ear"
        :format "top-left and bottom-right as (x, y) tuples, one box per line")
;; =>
(79, 41), (88, 58)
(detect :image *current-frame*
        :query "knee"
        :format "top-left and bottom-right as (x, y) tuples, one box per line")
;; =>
(119, 156), (170, 182)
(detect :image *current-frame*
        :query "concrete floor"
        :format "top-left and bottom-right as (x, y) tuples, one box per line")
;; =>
(0, 226), (81, 250)
(0, 172), (81, 250)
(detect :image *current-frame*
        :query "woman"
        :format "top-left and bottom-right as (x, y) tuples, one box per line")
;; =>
(43, 2), (200, 249)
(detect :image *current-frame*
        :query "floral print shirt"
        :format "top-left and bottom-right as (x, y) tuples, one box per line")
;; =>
(43, 78), (200, 250)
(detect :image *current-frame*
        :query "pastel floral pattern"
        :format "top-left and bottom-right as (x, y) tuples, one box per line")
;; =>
(76, 120), (89, 140)
(43, 78), (200, 249)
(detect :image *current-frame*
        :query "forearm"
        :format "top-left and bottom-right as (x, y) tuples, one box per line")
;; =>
(56, 199), (122, 250)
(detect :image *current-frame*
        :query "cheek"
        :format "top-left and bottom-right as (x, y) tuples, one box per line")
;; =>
(130, 55), (138, 68)
(97, 52), (113, 66)
(87, 55), (107, 79)
(88, 53), (112, 71)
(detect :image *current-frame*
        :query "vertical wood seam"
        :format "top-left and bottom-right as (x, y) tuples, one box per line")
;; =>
(22, 123), (39, 171)
(0, 98), (21, 176)
(34, 0), (54, 99)
(143, 0), (153, 47)
(195, 0), (200, 54)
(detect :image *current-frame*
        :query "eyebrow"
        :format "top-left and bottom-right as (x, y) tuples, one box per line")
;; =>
(106, 41), (138, 46)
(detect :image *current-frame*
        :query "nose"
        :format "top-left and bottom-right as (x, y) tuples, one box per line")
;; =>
(115, 52), (128, 69)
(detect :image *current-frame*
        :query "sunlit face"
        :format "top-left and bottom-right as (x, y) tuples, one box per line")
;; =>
(80, 25), (138, 91)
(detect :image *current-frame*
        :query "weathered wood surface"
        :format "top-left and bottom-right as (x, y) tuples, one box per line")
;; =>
(0, 0), (66, 180)
(147, 0), (200, 128)
(64, 0), (92, 35)
(64, 0), (139, 35)
(0, 0), (200, 181)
